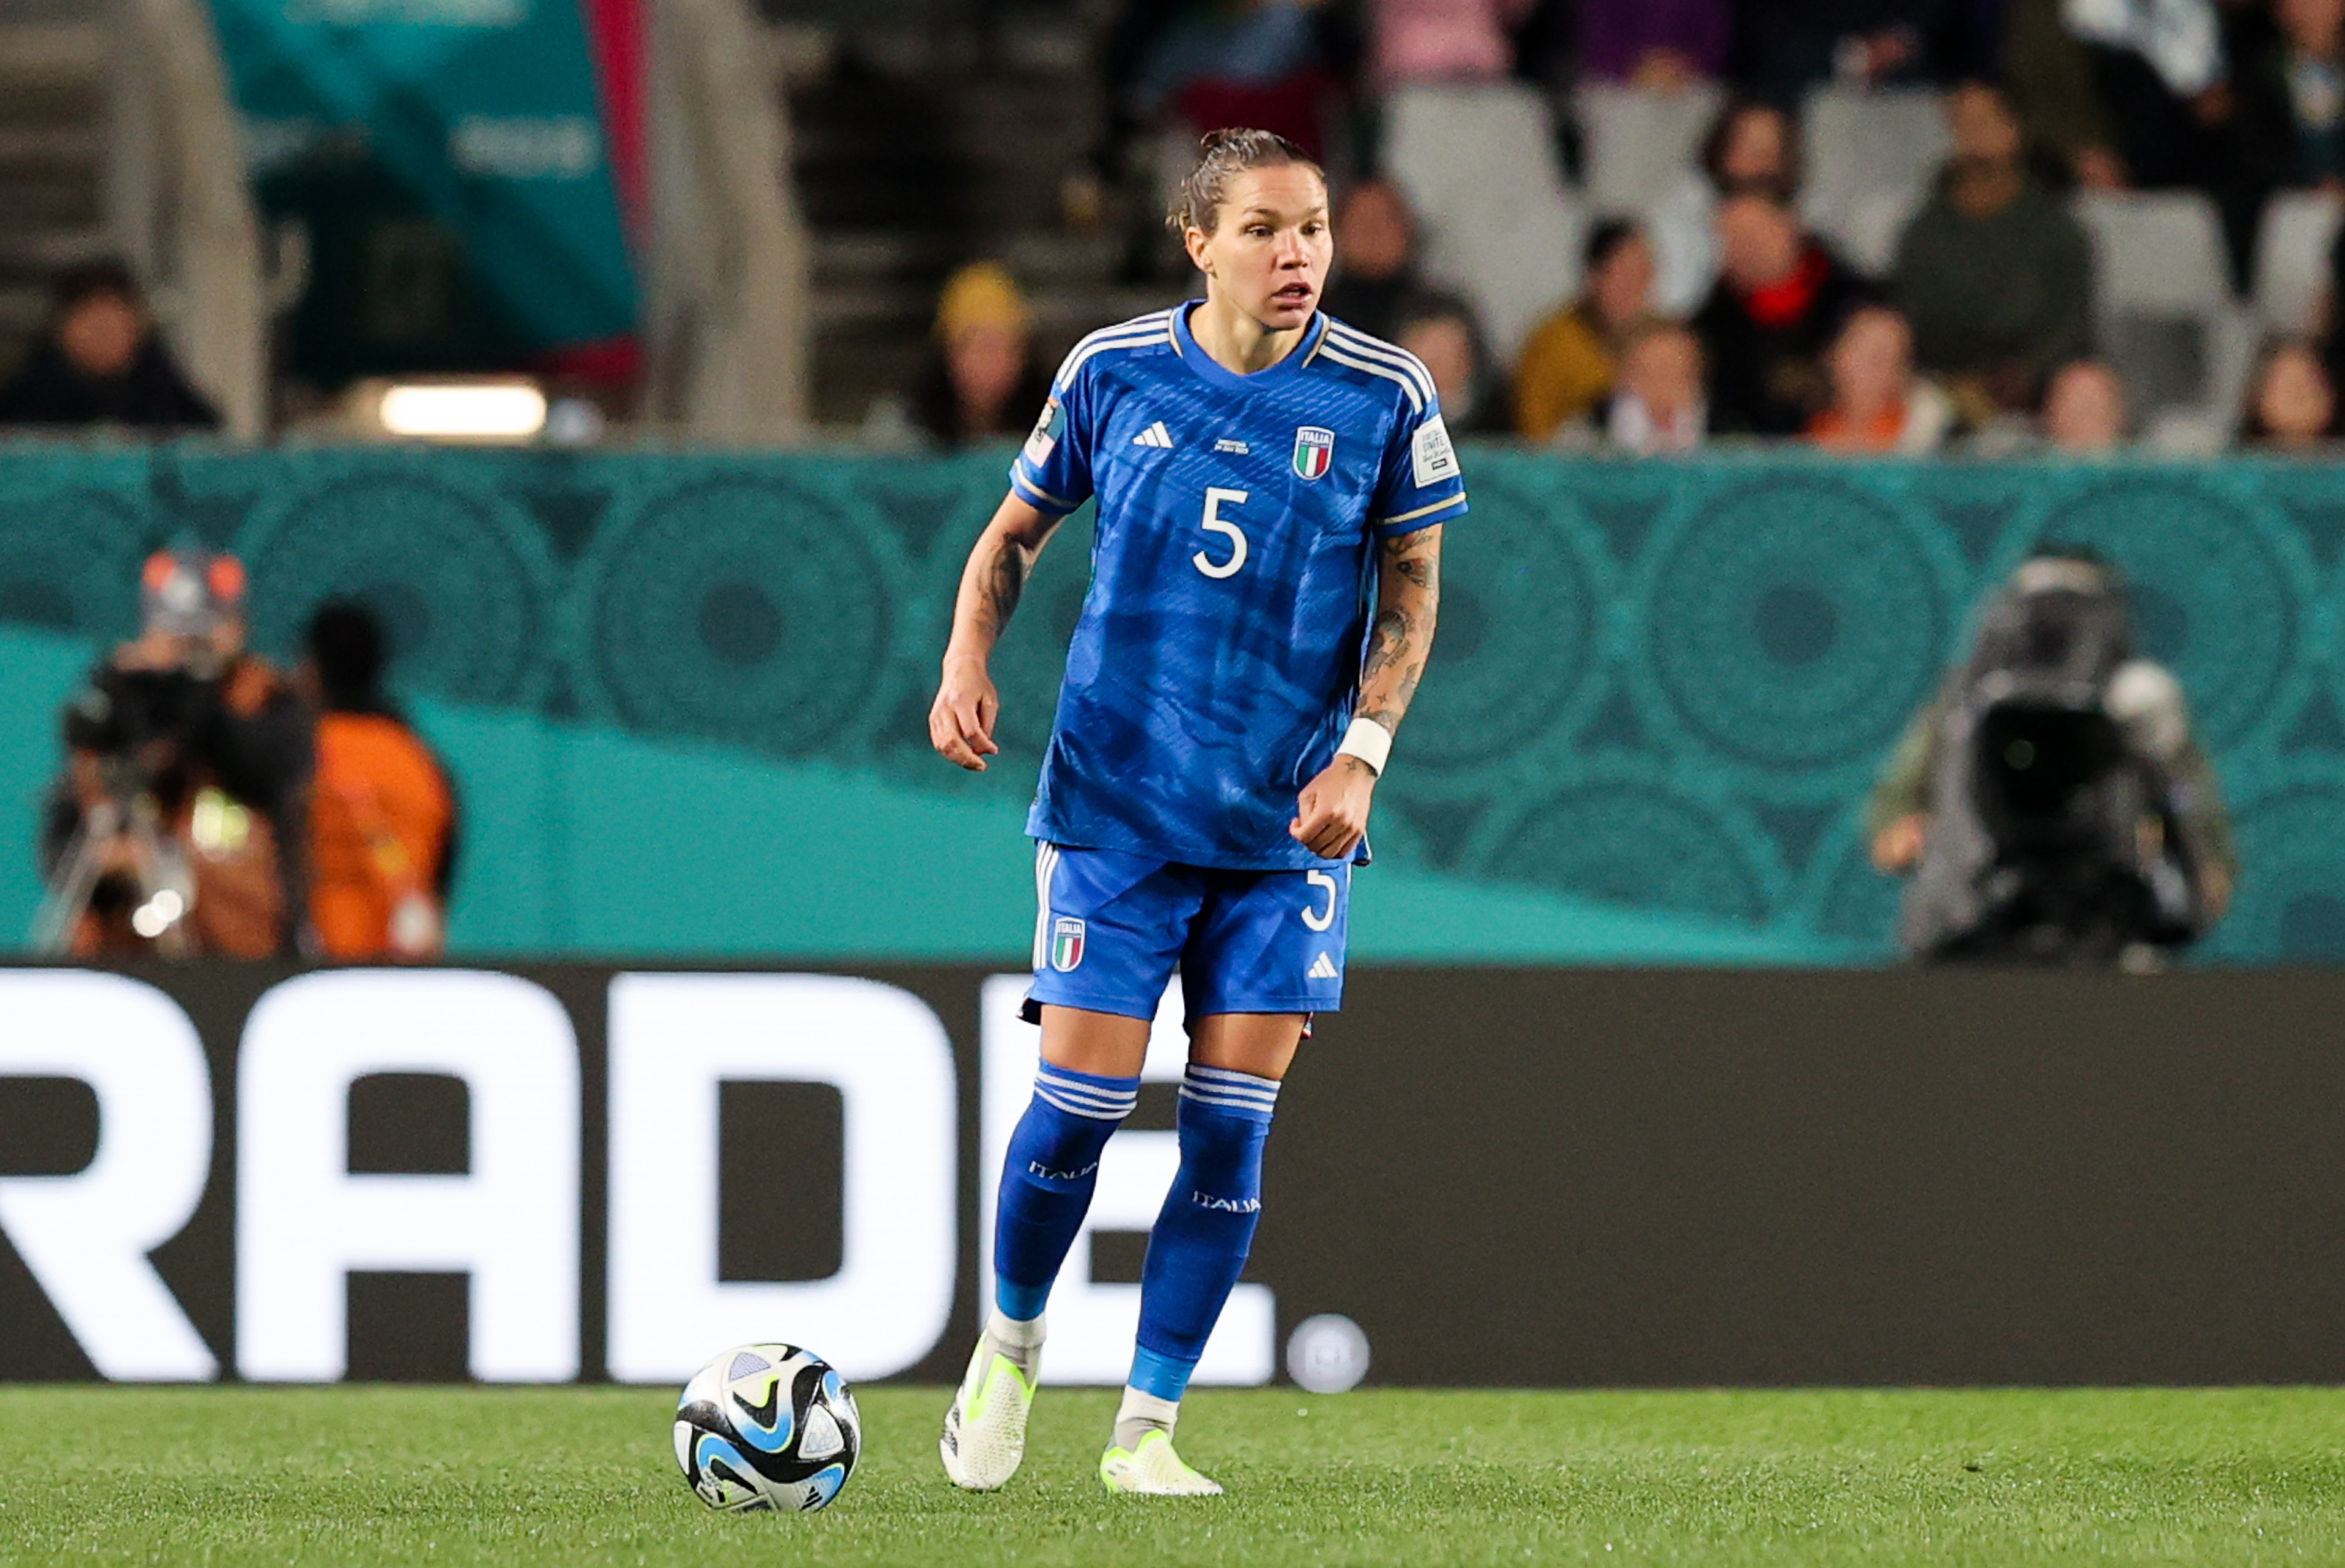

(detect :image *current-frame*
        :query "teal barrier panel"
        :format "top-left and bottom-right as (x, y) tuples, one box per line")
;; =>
(0, 445), (2337, 962)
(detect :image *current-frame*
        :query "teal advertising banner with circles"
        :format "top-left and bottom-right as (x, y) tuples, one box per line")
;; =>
(3, 445), (2341, 963)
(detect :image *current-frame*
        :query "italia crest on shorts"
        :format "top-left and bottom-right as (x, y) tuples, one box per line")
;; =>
(1050, 916), (1086, 972)
(1292, 426), (1334, 480)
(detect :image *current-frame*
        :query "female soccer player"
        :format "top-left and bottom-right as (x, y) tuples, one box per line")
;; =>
(929, 128), (1465, 1496)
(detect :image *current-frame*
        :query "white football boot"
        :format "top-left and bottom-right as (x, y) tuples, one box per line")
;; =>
(939, 1325), (1039, 1491)
(1098, 1430), (1224, 1496)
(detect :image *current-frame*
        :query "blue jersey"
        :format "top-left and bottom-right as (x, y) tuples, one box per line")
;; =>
(1008, 302), (1469, 870)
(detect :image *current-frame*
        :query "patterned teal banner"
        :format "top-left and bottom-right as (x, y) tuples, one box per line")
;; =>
(1, 446), (2339, 962)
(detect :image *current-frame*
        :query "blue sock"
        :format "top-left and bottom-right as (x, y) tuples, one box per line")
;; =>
(993, 1062), (1140, 1322)
(1129, 1064), (1280, 1402)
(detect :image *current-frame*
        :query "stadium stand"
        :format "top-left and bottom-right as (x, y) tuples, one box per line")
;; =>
(0, 0), (261, 438)
(1797, 85), (1952, 275)
(1382, 81), (1582, 365)
(1573, 81), (1724, 215)
(2074, 189), (2257, 453)
(641, 0), (810, 439)
(2251, 189), (2344, 338)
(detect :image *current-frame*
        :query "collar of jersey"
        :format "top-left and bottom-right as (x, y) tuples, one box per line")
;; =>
(1171, 301), (1326, 393)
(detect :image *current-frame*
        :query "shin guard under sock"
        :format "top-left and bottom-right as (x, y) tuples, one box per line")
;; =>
(993, 1062), (1139, 1321)
(1127, 1064), (1279, 1403)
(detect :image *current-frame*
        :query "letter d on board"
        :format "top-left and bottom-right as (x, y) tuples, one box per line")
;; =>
(605, 974), (956, 1383)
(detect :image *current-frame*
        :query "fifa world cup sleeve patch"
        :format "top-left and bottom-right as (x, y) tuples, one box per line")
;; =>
(1024, 396), (1066, 466)
(1411, 414), (1460, 488)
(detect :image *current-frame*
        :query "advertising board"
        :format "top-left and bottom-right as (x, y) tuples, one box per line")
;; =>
(8, 964), (2345, 1386)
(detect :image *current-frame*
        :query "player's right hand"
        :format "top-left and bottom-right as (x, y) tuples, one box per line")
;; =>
(931, 655), (1002, 772)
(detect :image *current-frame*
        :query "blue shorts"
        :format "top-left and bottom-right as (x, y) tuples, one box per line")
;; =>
(1025, 842), (1351, 1024)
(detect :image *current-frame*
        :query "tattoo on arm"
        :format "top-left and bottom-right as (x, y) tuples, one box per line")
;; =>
(971, 536), (1031, 643)
(953, 505), (1058, 657)
(1358, 529), (1442, 733)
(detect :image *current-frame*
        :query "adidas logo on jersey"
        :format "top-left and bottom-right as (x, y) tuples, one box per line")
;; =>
(1307, 952), (1340, 981)
(1131, 421), (1175, 449)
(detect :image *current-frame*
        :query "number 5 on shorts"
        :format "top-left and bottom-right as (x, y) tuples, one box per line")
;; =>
(1302, 869), (1338, 932)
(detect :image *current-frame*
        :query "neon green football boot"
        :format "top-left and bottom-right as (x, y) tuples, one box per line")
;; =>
(1099, 1429), (1224, 1496)
(939, 1322), (1039, 1491)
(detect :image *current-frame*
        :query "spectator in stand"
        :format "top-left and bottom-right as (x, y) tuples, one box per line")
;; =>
(1694, 195), (1874, 436)
(1596, 318), (1710, 453)
(1576, 0), (1733, 87)
(1323, 180), (1424, 342)
(0, 262), (219, 431)
(2041, 358), (2133, 451)
(1807, 304), (1957, 452)
(1647, 97), (1804, 315)
(1395, 292), (1510, 435)
(1734, 0), (1953, 104)
(301, 601), (458, 962)
(2045, 0), (2282, 284)
(2002, 0), (2133, 189)
(1893, 81), (2096, 423)
(1367, 0), (1537, 87)
(909, 263), (1052, 448)
(2059, 0), (2230, 185)
(1512, 219), (1657, 440)
(2242, 337), (2339, 448)
(2228, 0), (2345, 201)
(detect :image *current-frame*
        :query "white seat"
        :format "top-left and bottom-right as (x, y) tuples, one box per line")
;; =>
(1382, 83), (1583, 365)
(2076, 190), (2232, 311)
(1799, 86), (1950, 274)
(2252, 189), (2343, 336)
(1574, 83), (1722, 216)
(2074, 191), (2256, 434)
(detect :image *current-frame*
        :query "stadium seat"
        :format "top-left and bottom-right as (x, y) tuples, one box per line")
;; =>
(1573, 83), (1722, 216)
(1382, 83), (1583, 365)
(1799, 87), (1950, 274)
(2252, 190), (2343, 336)
(2072, 191), (2256, 452)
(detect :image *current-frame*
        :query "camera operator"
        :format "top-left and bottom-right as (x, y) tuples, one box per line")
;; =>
(1868, 550), (2237, 967)
(37, 549), (314, 958)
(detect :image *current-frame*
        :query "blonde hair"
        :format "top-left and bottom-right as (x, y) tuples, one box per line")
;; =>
(1165, 127), (1325, 237)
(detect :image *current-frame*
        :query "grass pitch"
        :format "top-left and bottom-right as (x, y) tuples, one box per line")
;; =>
(4, 1386), (2345, 1565)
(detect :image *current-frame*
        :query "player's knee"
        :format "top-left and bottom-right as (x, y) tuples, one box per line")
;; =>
(1008, 1062), (1140, 1189)
(1173, 1064), (1278, 1197)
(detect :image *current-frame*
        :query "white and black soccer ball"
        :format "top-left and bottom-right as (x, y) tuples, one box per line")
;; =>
(673, 1342), (862, 1512)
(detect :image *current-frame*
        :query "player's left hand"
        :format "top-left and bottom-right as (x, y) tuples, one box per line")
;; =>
(1290, 756), (1377, 860)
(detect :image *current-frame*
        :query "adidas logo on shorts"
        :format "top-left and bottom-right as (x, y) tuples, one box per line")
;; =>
(1307, 952), (1340, 981)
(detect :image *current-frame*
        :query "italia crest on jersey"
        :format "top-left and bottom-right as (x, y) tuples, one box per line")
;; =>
(1292, 426), (1335, 480)
(1050, 917), (1086, 972)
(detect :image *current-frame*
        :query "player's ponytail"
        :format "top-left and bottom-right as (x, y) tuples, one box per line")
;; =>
(1166, 128), (1324, 237)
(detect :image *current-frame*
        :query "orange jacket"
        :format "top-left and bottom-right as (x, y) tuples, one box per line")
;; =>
(309, 712), (454, 960)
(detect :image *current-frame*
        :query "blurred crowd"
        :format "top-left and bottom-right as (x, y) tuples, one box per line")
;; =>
(909, 0), (2345, 457)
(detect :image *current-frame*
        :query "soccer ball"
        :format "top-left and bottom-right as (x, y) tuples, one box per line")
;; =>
(673, 1342), (862, 1512)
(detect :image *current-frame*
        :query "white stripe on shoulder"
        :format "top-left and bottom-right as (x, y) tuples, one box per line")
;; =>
(1317, 342), (1426, 412)
(1325, 323), (1437, 404)
(1053, 312), (1175, 388)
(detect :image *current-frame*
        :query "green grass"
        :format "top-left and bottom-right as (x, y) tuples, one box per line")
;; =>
(5, 1386), (2345, 1565)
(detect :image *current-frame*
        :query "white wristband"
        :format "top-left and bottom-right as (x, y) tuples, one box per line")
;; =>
(1337, 717), (1393, 776)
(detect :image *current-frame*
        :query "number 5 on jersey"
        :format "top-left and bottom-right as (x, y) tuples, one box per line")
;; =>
(1195, 487), (1249, 579)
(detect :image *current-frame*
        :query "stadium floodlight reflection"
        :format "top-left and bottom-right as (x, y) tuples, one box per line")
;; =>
(370, 379), (549, 443)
